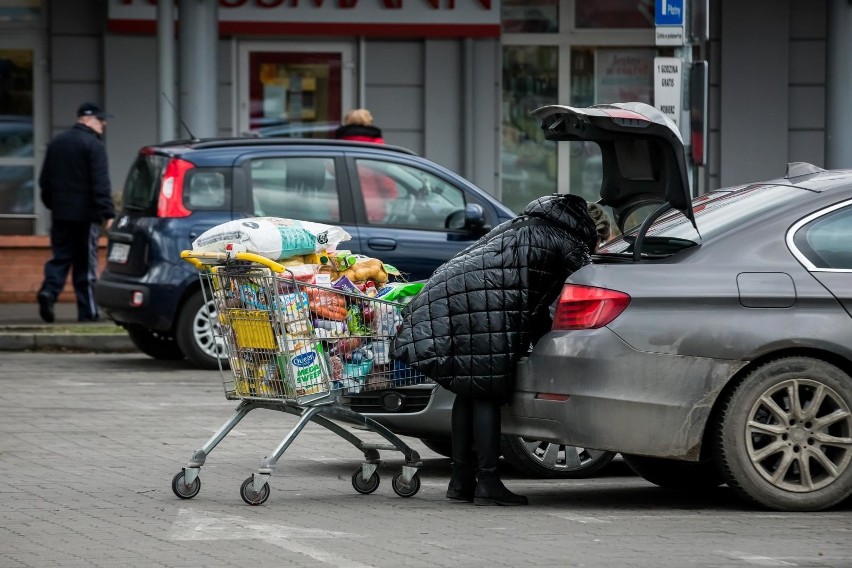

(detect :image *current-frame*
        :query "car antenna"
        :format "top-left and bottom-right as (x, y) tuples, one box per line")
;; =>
(162, 93), (200, 142)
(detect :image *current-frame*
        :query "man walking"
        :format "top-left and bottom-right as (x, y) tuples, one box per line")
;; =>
(37, 102), (115, 322)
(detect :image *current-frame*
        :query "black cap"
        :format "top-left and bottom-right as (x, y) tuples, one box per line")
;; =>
(77, 102), (112, 120)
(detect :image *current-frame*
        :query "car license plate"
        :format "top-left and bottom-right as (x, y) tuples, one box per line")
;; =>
(108, 243), (131, 264)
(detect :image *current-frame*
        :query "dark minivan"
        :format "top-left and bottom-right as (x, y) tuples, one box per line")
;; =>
(95, 138), (515, 368)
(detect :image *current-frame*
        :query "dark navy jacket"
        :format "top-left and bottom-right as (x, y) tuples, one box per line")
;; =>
(40, 123), (115, 224)
(392, 194), (597, 401)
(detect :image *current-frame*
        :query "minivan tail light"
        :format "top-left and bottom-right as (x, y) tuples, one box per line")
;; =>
(552, 285), (630, 330)
(157, 158), (194, 218)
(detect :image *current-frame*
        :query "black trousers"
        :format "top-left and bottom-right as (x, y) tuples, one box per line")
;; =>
(451, 393), (502, 472)
(39, 219), (101, 321)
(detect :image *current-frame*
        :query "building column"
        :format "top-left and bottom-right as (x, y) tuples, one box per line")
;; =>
(157, 0), (177, 143)
(179, 0), (218, 139)
(825, 0), (852, 169)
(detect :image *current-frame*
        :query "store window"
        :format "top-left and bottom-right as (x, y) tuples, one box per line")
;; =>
(500, 0), (657, 215)
(501, 46), (558, 214)
(0, 0), (42, 24)
(247, 52), (342, 138)
(0, 47), (35, 234)
(569, 46), (655, 204)
(575, 0), (654, 29)
(502, 0), (558, 33)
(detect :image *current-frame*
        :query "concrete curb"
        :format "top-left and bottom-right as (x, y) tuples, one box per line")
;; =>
(0, 332), (137, 353)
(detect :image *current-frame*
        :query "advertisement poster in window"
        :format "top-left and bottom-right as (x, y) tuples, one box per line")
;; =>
(594, 48), (654, 105)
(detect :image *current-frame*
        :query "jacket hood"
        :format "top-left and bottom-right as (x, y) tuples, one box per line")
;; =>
(524, 193), (598, 249)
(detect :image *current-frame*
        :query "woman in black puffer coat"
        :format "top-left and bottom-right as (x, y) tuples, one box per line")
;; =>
(392, 193), (597, 506)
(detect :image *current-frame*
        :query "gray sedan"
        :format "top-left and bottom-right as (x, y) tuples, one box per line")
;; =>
(503, 103), (852, 511)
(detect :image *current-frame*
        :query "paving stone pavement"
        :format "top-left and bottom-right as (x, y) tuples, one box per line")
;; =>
(1, 352), (851, 568)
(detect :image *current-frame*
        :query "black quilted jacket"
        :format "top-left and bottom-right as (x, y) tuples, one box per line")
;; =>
(391, 194), (598, 401)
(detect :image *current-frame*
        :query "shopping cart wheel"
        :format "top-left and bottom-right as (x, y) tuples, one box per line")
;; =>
(172, 471), (201, 500)
(351, 468), (380, 494)
(240, 476), (270, 506)
(391, 471), (421, 498)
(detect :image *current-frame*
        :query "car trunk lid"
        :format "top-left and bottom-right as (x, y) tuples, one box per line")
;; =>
(531, 102), (696, 235)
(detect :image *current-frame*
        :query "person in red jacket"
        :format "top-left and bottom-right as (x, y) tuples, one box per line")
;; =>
(336, 109), (397, 222)
(334, 108), (385, 143)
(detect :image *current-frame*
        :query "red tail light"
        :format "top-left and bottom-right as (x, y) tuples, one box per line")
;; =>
(156, 158), (194, 218)
(552, 285), (630, 330)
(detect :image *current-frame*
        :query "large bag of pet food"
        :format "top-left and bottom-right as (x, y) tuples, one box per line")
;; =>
(191, 217), (351, 260)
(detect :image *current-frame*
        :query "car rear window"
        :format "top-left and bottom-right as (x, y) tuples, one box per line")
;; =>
(122, 154), (169, 213)
(599, 184), (806, 254)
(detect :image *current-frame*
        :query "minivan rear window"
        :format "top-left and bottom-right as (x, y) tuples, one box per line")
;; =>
(599, 184), (806, 254)
(122, 154), (169, 213)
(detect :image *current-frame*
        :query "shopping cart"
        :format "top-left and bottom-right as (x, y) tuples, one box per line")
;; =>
(171, 249), (426, 505)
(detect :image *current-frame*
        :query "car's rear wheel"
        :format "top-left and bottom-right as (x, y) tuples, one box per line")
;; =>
(175, 290), (228, 370)
(622, 454), (724, 491)
(125, 324), (184, 360)
(501, 435), (616, 479)
(716, 357), (852, 511)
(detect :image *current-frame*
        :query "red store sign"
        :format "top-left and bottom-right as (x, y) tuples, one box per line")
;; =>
(109, 0), (501, 37)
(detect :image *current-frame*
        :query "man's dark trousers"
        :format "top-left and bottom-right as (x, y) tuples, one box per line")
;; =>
(39, 219), (101, 321)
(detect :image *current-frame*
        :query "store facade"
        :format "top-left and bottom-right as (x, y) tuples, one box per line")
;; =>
(1, 0), (849, 240)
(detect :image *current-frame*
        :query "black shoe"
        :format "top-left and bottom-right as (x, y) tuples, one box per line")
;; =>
(446, 463), (476, 502)
(37, 292), (55, 323)
(78, 316), (99, 322)
(473, 471), (528, 506)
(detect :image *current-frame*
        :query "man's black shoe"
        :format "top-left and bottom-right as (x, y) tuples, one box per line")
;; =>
(37, 292), (55, 323)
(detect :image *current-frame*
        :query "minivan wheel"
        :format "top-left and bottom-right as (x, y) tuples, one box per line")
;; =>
(622, 454), (724, 491)
(501, 435), (616, 479)
(716, 357), (852, 511)
(125, 324), (185, 360)
(175, 290), (228, 370)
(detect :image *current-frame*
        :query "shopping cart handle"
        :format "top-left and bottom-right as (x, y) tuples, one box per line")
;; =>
(180, 250), (287, 273)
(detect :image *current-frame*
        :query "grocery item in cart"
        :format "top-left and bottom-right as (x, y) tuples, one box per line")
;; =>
(191, 217), (351, 261)
(280, 338), (330, 396)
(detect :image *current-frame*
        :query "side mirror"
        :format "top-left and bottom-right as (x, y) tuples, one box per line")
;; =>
(464, 203), (486, 230)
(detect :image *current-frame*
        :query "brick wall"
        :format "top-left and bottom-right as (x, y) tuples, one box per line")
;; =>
(0, 236), (107, 303)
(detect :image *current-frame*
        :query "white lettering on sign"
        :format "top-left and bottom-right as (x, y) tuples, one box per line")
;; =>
(117, 0), (493, 10)
(110, 0), (499, 33)
(661, 0), (681, 17)
(654, 57), (682, 127)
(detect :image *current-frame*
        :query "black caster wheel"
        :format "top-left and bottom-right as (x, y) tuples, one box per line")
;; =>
(240, 476), (270, 506)
(392, 471), (421, 498)
(351, 467), (380, 494)
(172, 470), (201, 499)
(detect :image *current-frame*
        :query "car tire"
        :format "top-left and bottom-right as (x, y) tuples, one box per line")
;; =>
(622, 454), (724, 491)
(175, 290), (228, 370)
(715, 357), (852, 511)
(125, 324), (184, 360)
(501, 435), (617, 479)
(419, 438), (453, 458)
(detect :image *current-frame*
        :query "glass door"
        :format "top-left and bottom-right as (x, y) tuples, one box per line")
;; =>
(0, 45), (36, 234)
(237, 42), (354, 139)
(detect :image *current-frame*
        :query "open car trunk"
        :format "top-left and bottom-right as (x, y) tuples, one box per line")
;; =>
(532, 102), (696, 238)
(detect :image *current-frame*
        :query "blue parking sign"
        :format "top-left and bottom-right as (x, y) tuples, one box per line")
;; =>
(656, 0), (685, 26)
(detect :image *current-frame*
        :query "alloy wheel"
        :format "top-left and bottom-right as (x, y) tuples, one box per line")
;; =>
(745, 378), (852, 492)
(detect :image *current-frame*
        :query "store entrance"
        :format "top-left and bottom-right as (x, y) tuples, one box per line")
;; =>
(237, 42), (355, 139)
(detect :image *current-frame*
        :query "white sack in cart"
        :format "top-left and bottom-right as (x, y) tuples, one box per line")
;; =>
(191, 217), (351, 260)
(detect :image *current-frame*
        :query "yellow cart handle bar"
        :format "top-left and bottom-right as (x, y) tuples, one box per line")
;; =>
(180, 250), (287, 273)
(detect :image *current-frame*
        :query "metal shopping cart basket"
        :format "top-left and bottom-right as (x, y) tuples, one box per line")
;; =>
(171, 250), (426, 505)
